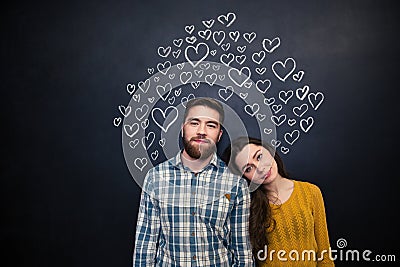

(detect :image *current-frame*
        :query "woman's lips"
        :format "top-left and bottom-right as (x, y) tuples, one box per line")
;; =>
(264, 168), (272, 179)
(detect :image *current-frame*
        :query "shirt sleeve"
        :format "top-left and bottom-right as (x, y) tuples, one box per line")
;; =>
(133, 171), (161, 267)
(230, 178), (255, 267)
(312, 184), (335, 267)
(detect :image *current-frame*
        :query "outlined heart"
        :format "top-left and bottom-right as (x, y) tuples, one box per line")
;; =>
(279, 90), (294, 104)
(262, 37), (281, 53)
(217, 12), (236, 27)
(185, 43), (210, 68)
(134, 157), (148, 171)
(126, 84), (136, 95)
(157, 61), (171, 75)
(118, 105), (131, 117)
(252, 51), (266, 64)
(293, 103), (309, 117)
(134, 104), (149, 122)
(157, 46), (171, 58)
(151, 106), (179, 133)
(124, 123), (139, 137)
(113, 117), (121, 127)
(218, 86), (234, 101)
(142, 131), (155, 150)
(256, 79), (271, 94)
(271, 114), (287, 126)
(129, 139), (139, 149)
(272, 57), (296, 82)
(308, 92), (324, 110)
(220, 53), (235, 66)
(296, 85), (309, 100)
(179, 72), (192, 84)
(205, 73), (218, 86)
(244, 103), (260, 117)
(213, 31), (226, 46)
(228, 67), (251, 87)
(284, 129), (300, 145)
(300, 116), (314, 133)
(156, 83), (172, 101)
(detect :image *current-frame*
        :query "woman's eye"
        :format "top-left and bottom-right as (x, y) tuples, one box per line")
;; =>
(244, 166), (252, 173)
(257, 154), (262, 161)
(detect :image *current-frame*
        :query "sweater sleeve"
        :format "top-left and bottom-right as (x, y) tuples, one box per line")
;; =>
(312, 184), (335, 267)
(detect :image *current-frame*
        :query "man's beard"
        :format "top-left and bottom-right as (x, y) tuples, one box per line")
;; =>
(182, 136), (217, 160)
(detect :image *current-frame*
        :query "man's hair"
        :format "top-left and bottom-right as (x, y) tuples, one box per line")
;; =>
(183, 97), (225, 125)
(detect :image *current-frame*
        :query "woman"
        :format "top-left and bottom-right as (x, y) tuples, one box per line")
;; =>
(222, 137), (334, 266)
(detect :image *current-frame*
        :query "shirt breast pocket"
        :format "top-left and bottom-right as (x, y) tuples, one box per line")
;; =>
(198, 196), (231, 232)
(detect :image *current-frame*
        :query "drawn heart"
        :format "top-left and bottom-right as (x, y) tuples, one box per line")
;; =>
(262, 37), (281, 53)
(264, 128), (272, 135)
(173, 39), (183, 47)
(235, 55), (246, 65)
(205, 73), (217, 86)
(157, 61), (171, 75)
(279, 90), (294, 104)
(159, 138), (166, 147)
(151, 106), (179, 133)
(243, 32), (256, 43)
(218, 86), (234, 101)
(271, 114), (287, 126)
(210, 50), (217, 56)
(129, 139), (139, 149)
(198, 29), (212, 40)
(141, 119), (149, 129)
(138, 79), (150, 93)
(157, 46), (171, 58)
(272, 58), (296, 82)
(217, 12), (236, 27)
(237, 46), (246, 53)
(132, 94), (140, 102)
(271, 139), (281, 148)
(300, 116), (314, 133)
(126, 83), (136, 95)
(296, 85), (309, 100)
(191, 82), (200, 89)
(308, 92), (324, 110)
(185, 36), (197, 44)
(284, 129), (300, 145)
(288, 118), (297, 126)
(244, 81), (252, 88)
(194, 69), (204, 77)
(124, 123), (139, 137)
(213, 31), (226, 46)
(185, 43), (210, 68)
(256, 79), (271, 94)
(185, 25), (195, 34)
(175, 88), (182, 97)
(252, 51), (266, 64)
(280, 146), (289, 154)
(135, 104), (149, 121)
(229, 31), (240, 42)
(202, 19), (215, 28)
(219, 75), (225, 81)
(239, 93), (248, 99)
(168, 96), (175, 105)
(156, 83), (172, 101)
(177, 63), (184, 70)
(255, 67), (267, 75)
(220, 53), (235, 66)
(172, 50), (181, 59)
(212, 65), (220, 71)
(168, 73), (175, 79)
(244, 103), (260, 117)
(293, 103), (308, 117)
(148, 97), (155, 103)
(272, 104), (282, 114)
(118, 105), (131, 117)
(113, 117), (121, 127)
(179, 72), (192, 84)
(142, 131), (155, 149)
(181, 94), (196, 107)
(134, 157), (147, 171)
(151, 150), (159, 161)
(200, 63), (210, 70)
(264, 97), (275, 106)
(221, 43), (230, 51)
(257, 113), (266, 121)
(228, 67), (251, 87)
(148, 68), (154, 75)
(293, 70), (305, 82)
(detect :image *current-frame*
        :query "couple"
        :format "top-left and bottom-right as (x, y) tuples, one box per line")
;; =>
(133, 97), (334, 266)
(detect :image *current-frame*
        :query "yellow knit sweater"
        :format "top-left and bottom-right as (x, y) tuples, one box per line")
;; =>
(258, 180), (335, 267)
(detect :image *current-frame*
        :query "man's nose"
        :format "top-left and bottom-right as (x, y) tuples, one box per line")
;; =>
(196, 123), (206, 135)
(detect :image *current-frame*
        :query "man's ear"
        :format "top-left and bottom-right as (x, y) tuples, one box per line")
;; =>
(218, 129), (223, 142)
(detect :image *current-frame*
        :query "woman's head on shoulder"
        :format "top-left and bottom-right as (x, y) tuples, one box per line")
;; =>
(222, 136), (289, 185)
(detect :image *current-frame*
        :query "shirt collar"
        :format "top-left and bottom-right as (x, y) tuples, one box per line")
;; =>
(171, 150), (220, 170)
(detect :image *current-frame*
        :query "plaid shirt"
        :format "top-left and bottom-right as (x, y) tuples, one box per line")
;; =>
(133, 152), (254, 266)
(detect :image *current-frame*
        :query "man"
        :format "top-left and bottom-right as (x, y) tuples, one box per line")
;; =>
(133, 97), (253, 266)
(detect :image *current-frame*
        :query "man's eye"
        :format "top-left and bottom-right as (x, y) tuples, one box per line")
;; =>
(190, 121), (199, 126)
(257, 154), (262, 161)
(207, 124), (217, 128)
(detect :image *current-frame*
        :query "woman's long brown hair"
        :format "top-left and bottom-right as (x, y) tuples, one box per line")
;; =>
(222, 137), (290, 265)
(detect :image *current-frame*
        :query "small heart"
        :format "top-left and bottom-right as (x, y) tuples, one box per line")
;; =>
(271, 139), (281, 148)
(288, 119), (296, 126)
(257, 113), (266, 121)
(129, 139), (139, 149)
(174, 88), (181, 97)
(151, 150), (159, 161)
(264, 128), (272, 135)
(210, 50), (217, 56)
(154, 76), (160, 82)
(148, 97), (155, 103)
(280, 146), (289, 154)
(126, 83), (136, 95)
(113, 117), (121, 127)
(168, 96), (175, 105)
(159, 138), (166, 147)
(239, 93), (248, 99)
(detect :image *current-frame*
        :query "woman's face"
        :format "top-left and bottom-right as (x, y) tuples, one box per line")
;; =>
(234, 144), (279, 184)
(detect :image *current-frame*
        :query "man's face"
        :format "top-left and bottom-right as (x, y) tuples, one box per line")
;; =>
(182, 105), (223, 160)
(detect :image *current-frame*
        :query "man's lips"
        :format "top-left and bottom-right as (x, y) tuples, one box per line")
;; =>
(191, 139), (210, 143)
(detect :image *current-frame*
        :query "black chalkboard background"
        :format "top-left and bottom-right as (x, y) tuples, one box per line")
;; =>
(2, 0), (399, 266)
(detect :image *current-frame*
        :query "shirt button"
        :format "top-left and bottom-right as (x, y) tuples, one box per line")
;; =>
(191, 232), (195, 236)
(193, 255), (196, 260)
(191, 191), (196, 195)
(191, 211), (195, 216)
